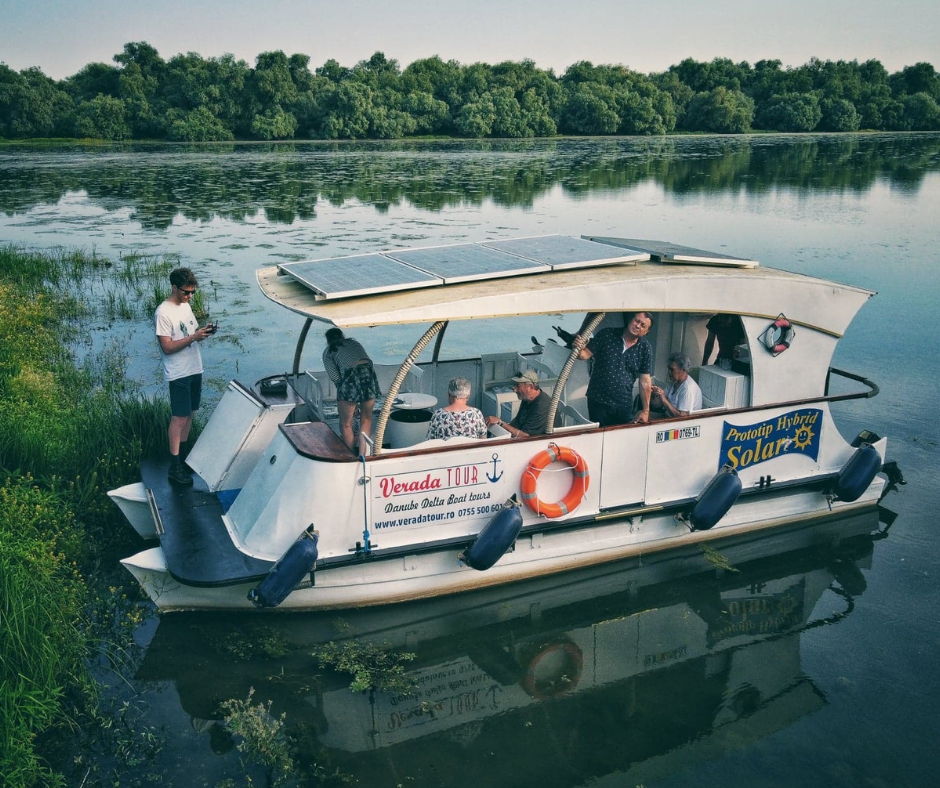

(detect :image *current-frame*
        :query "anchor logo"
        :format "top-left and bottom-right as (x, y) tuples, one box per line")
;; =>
(486, 453), (503, 483)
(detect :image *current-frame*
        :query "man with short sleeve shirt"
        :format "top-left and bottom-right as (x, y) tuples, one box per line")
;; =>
(576, 311), (654, 427)
(155, 267), (214, 485)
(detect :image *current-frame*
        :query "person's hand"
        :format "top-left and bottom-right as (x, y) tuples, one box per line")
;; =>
(194, 325), (213, 342)
(651, 385), (664, 398)
(633, 409), (650, 424)
(485, 415), (500, 427)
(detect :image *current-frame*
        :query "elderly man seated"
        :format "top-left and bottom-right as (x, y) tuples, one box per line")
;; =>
(485, 369), (557, 438)
(650, 353), (703, 418)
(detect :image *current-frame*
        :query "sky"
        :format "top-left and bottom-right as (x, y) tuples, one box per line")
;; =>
(2, 0), (938, 80)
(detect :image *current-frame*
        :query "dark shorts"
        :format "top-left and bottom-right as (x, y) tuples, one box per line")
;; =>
(337, 364), (381, 404)
(168, 374), (202, 417)
(588, 399), (633, 428)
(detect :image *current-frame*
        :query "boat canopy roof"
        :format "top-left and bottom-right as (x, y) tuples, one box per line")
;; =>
(257, 235), (874, 337)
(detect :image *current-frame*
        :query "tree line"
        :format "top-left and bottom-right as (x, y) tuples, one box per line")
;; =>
(2, 42), (939, 141)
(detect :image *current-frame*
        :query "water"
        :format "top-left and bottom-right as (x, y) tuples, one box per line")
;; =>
(2, 134), (939, 786)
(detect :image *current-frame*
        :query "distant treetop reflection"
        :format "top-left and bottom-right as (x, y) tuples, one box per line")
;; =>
(1, 134), (938, 230)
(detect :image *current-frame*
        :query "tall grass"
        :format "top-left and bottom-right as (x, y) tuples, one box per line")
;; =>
(0, 245), (197, 786)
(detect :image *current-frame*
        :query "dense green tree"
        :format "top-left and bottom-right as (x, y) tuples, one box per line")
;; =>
(166, 106), (235, 141)
(401, 56), (463, 106)
(0, 66), (72, 138)
(757, 92), (822, 132)
(73, 94), (130, 139)
(250, 106), (299, 139)
(520, 88), (557, 136)
(65, 62), (121, 102)
(402, 90), (451, 134)
(668, 57), (749, 94)
(454, 94), (496, 137)
(818, 97), (860, 132)
(114, 41), (166, 137)
(316, 58), (351, 83)
(352, 52), (401, 93)
(560, 82), (619, 135)
(902, 92), (940, 130)
(890, 62), (940, 100)
(369, 106), (417, 138)
(490, 86), (529, 137)
(683, 87), (754, 133)
(317, 81), (374, 139)
(653, 71), (695, 122)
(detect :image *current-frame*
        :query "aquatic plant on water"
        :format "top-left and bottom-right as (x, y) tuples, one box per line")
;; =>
(312, 640), (418, 694)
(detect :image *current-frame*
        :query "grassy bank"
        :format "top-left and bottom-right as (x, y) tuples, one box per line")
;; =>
(0, 246), (179, 786)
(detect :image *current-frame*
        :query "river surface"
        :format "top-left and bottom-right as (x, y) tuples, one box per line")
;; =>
(1, 134), (939, 787)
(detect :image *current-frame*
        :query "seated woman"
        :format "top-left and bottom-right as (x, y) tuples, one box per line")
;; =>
(426, 377), (487, 440)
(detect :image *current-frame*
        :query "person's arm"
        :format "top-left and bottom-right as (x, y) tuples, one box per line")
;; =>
(158, 327), (210, 355)
(634, 374), (652, 423)
(486, 413), (525, 437)
(575, 331), (595, 359)
(322, 350), (340, 384)
(702, 330), (716, 365)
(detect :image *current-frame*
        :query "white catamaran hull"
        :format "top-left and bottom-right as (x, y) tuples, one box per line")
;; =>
(121, 477), (883, 612)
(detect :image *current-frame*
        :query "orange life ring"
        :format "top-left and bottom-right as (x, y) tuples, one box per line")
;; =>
(520, 444), (589, 518)
(521, 640), (584, 699)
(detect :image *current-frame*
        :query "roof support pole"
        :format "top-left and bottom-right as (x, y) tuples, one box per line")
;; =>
(292, 317), (314, 377)
(547, 312), (606, 434)
(431, 320), (450, 363)
(373, 321), (447, 456)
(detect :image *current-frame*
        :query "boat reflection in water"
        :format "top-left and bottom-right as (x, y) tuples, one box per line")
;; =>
(137, 507), (892, 786)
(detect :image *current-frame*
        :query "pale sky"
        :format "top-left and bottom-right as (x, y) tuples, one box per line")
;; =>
(2, 0), (938, 79)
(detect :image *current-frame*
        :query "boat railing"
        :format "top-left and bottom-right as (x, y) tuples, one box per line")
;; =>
(825, 367), (880, 400)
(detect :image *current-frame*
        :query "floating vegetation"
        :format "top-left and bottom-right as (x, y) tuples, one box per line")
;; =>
(313, 641), (418, 694)
(220, 689), (296, 788)
(216, 626), (292, 661)
(701, 543), (740, 573)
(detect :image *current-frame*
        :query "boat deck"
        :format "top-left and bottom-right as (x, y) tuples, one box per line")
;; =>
(142, 457), (273, 586)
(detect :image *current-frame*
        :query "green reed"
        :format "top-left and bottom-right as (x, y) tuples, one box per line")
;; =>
(0, 245), (200, 787)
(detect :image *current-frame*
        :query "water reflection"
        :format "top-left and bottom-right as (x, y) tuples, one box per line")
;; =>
(1, 135), (938, 229)
(137, 508), (890, 787)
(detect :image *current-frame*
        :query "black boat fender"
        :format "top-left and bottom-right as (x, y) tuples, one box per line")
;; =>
(459, 497), (523, 571)
(248, 525), (319, 608)
(834, 444), (882, 503)
(689, 465), (742, 531)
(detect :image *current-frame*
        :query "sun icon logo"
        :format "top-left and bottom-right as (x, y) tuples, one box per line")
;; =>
(793, 425), (815, 450)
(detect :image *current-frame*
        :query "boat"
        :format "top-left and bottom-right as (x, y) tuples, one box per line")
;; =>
(110, 234), (895, 612)
(136, 508), (889, 785)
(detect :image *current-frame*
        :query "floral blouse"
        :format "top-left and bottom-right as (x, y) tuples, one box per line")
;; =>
(425, 407), (487, 440)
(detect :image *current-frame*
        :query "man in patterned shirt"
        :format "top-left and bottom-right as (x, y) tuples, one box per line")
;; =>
(576, 312), (654, 427)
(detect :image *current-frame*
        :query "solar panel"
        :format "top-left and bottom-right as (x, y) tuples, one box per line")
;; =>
(279, 254), (441, 300)
(588, 237), (759, 268)
(483, 234), (649, 270)
(386, 243), (549, 284)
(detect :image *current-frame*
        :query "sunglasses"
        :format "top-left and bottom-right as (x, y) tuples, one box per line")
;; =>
(179, 288), (196, 296)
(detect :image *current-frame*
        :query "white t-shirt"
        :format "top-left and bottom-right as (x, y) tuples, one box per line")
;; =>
(666, 376), (703, 414)
(155, 300), (203, 381)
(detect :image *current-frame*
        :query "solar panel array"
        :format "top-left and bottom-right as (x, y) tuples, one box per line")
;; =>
(278, 235), (650, 300)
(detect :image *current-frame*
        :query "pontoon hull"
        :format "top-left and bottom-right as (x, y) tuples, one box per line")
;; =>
(120, 479), (883, 612)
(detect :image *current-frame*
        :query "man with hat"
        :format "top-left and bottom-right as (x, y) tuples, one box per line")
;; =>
(485, 369), (556, 438)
